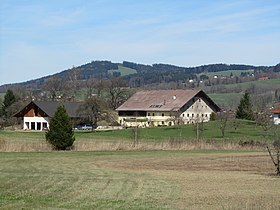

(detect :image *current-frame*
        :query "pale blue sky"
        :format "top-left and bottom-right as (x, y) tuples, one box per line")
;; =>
(1, 0), (280, 85)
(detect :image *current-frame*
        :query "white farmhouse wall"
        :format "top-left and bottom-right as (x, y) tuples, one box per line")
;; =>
(273, 114), (280, 125)
(23, 116), (49, 130)
(180, 98), (214, 123)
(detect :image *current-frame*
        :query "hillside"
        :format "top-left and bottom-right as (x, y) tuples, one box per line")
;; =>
(0, 60), (277, 93)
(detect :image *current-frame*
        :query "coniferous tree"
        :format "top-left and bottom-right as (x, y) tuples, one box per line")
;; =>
(236, 92), (255, 121)
(0, 89), (20, 128)
(46, 105), (75, 150)
(1, 89), (16, 117)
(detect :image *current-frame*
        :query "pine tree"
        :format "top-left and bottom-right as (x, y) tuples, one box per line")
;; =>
(1, 89), (16, 117)
(236, 92), (255, 121)
(46, 105), (75, 150)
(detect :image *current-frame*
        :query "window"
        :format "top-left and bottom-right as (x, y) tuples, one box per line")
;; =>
(25, 122), (29, 129)
(149, 104), (162, 108)
(148, 113), (150, 116)
(187, 113), (189, 117)
(31, 122), (35, 130)
(37, 122), (41, 130)
(182, 114), (185, 117)
(43, 122), (48, 129)
(199, 98), (201, 102)
(162, 113), (164, 117)
(192, 113), (194, 117)
(205, 114), (208, 117)
(152, 113), (155, 116)
(202, 114), (204, 117)
(197, 114), (199, 117)
(162, 121), (164, 125)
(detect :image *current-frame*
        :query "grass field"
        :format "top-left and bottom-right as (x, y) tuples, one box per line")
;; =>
(199, 69), (254, 77)
(1, 120), (278, 142)
(0, 150), (279, 209)
(220, 78), (280, 89)
(108, 65), (137, 76)
(209, 93), (242, 108)
(0, 120), (279, 152)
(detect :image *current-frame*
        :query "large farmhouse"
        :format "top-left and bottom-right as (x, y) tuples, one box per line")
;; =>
(116, 89), (220, 127)
(14, 101), (82, 130)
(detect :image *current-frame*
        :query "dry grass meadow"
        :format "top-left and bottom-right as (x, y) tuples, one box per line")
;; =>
(0, 150), (279, 209)
(0, 129), (279, 209)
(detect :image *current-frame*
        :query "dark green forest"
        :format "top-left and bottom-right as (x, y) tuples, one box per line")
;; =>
(0, 60), (278, 92)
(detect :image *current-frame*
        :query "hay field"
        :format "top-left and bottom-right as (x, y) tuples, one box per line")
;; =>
(0, 151), (279, 209)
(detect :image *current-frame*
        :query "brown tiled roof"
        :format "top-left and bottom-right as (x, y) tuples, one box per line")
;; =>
(116, 89), (219, 112)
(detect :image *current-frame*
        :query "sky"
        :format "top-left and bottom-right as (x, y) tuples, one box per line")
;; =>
(0, 0), (280, 85)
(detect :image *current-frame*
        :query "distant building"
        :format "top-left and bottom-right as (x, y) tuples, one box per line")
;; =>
(14, 101), (82, 130)
(258, 76), (269, 81)
(272, 104), (280, 125)
(116, 89), (220, 128)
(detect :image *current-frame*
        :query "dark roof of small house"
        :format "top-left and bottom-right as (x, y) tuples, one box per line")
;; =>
(116, 89), (220, 112)
(272, 103), (280, 114)
(14, 101), (83, 118)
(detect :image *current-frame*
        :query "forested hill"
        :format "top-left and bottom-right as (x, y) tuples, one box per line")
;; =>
(0, 60), (278, 92)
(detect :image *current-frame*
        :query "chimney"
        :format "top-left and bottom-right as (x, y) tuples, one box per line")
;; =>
(173, 95), (177, 100)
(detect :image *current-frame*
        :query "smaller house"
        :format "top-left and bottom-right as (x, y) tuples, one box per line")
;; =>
(14, 101), (82, 130)
(272, 104), (280, 125)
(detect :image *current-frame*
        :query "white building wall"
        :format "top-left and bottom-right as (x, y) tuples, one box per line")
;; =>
(23, 116), (49, 130)
(273, 114), (280, 125)
(180, 98), (214, 124)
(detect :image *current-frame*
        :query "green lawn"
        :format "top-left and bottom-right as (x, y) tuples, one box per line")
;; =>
(199, 69), (254, 77)
(209, 93), (242, 108)
(221, 78), (280, 89)
(76, 119), (279, 142)
(108, 65), (137, 77)
(0, 120), (278, 145)
(0, 151), (279, 209)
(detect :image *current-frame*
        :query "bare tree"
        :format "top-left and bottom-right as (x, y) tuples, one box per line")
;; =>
(43, 76), (63, 101)
(131, 116), (140, 147)
(77, 97), (112, 131)
(192, 117), (204, 141)
(218, 112), (229, 138)
(85, 78), (97, 99)
(255, 109), (273, 132)
(64, 67), (81, 100)
(105, 78), (129, 110)
(266, 139), (280, 175)
(96, 77), (105, 97)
